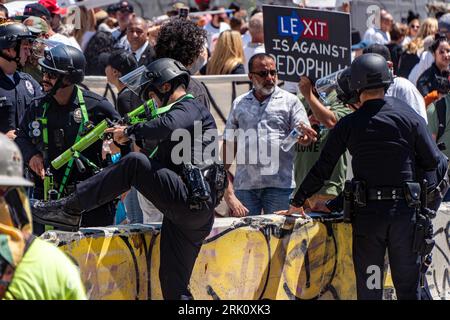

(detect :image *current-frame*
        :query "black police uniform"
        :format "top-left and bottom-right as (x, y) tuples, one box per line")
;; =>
(71, 96), (217, 299)
(15, 88), (121, 233)
(292, 98), (441, 300)
(0, 69), (42, 134)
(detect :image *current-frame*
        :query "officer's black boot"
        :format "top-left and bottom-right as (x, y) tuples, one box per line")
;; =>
(31, 193), (83, 231)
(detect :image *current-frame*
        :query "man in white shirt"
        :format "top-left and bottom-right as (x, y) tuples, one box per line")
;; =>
(363, 9), (393, 45)
(364, 44), (427, 123)
(243, 12), (265, 73)
(223, 53), (309, 216)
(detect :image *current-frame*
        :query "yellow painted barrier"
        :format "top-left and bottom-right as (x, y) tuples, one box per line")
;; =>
(41, 209), (450, 300)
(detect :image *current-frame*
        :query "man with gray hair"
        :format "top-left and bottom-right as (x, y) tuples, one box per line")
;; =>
(243, 12), (265, 73)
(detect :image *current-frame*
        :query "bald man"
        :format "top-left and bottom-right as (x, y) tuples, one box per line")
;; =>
(363, 9), (393, 45)
(126, 17), (155, 66)
(243, 12), (265, 73)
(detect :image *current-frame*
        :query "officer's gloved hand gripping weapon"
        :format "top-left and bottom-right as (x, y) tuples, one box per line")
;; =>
(51, 99), (157, 170)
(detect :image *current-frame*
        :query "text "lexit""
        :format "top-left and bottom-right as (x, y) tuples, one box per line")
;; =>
(278, 11), (328, 42)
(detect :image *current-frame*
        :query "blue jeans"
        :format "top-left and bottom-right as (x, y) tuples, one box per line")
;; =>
(234, 188), (293, 216)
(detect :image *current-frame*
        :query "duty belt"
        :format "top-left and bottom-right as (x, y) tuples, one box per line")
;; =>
(367, 187), (405, 201)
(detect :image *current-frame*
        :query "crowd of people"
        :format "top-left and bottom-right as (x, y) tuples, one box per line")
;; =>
(0, 0), (449, 301)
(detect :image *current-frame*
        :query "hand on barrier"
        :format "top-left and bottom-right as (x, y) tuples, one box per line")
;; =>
(225, 192), (249, 217)
(310, 200), (331, 213)
(275, 205), (307, 217)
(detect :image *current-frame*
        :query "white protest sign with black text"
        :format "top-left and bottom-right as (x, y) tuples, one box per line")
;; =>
(263, 5), (351, 82)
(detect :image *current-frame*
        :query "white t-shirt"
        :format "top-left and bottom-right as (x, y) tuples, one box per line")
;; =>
(387, 76), (428, 123)
(363, 27), (390, 45)
(243, 42), (265, 73)
(49, 33), (81, 51)
(408, 51), (434, 86)
(241, 32), (251, 48)
(204, 22), (230, 53)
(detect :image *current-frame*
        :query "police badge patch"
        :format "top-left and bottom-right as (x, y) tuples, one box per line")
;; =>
(73, 108), (82, 124)
(25, 81), (34, 95)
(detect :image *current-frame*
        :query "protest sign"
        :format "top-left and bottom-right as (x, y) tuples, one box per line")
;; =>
(263, 5), (351, 82)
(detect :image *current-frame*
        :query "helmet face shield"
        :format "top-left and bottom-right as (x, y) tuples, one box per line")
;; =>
(315, 69), (345, 105)
(119, 65), (153, 96)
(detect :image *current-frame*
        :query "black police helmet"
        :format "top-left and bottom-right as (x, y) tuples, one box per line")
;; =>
(350, 53), (393, 92)
(337, 67), (358, 105)
(140, 58), (190, 99)
(0, 23), (36, 50)
(38, 44), (86, 84)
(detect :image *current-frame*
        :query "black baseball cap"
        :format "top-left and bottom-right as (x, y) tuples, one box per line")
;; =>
(99, 50), (138, 75)
(117, 1), (134, 13)
(22, 3), (51, 22)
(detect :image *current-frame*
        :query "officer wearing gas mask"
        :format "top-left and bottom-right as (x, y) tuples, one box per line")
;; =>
(280, 53), (442, 300)
(15, 44), (120, 235)
(0, 22), (42, 139)
(30, 58), (226, 300)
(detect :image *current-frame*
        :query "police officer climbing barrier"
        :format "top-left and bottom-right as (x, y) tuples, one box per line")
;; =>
(30, 58), (227, 300)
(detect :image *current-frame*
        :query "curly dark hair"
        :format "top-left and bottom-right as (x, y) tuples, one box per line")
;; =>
(155, 17), (207, 67)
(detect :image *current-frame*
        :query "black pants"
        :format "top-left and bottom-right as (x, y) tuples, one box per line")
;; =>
(352, 200), (420, 300)
(76, 152), (215, 300)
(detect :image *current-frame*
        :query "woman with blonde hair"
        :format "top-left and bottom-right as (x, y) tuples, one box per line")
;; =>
(398, 17), (438, 78)
(202, 30), (245, 75)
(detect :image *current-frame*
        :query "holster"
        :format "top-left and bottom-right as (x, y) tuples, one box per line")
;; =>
(343, 180), (354, 223)
(204, 163), (228, 207)
(353, 180), (367, 207)
(404, 182), (421, 208)
(413, 213), (435, 256)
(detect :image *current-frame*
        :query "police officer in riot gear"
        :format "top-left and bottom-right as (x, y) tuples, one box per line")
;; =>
(0, 22), (42, 138)
(30, 58), (224, 300)
(15, 44), (120, 234)
(282, 53), (442, 300)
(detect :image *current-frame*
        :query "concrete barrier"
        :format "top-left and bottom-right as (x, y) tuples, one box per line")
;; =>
(40, 206), (450, 300)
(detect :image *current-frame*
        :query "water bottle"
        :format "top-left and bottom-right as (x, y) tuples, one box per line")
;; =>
(281, 127), (303, 152)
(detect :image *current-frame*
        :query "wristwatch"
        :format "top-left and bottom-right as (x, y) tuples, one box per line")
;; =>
(289, 198), (303, 208)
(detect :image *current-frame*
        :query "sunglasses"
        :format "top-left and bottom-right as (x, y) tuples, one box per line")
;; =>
(411, 25), (420, 29)
(251, 70), (277, 77)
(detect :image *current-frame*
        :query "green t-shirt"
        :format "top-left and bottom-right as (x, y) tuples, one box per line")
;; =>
(3, 238), (87, 300)
(427, 94), (450, 159)
(294, 101), (353, 196)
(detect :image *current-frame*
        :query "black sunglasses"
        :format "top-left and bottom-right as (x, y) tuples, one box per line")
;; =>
(251, 69), (277, 77)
